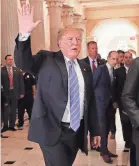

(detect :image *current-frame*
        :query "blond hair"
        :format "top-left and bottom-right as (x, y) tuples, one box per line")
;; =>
(57, 26), (84, 43)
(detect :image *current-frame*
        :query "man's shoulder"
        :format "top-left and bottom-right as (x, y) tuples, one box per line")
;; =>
(80, 57), (89, 64)
(115, 66), (125, 73)
(134, 57), (139, 64)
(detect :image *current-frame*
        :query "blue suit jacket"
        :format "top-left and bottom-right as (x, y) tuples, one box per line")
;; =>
(93, 64), (116, 115)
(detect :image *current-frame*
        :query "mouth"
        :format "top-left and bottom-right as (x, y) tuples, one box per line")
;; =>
(71, 48), (78, 51)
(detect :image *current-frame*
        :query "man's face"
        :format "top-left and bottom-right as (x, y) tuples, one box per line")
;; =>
(118, 53), (124, 64)
(6, 56), (13, 66)
(59, 30), (82, 59)
(124, 52), (133, 66)
(88, 43), (98, 59)
(107, 52), (118, 67)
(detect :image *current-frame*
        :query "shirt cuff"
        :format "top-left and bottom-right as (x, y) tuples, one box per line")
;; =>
(18, 33), (31, 41)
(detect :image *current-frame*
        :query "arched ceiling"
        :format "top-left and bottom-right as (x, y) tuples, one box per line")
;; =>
(78, 0), (139, 8)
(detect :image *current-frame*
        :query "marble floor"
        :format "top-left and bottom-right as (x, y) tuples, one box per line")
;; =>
(1, 110), (130, 166)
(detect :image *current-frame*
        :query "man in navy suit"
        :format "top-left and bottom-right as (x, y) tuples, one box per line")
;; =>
(14, 3), (100, 166)
(81, 41), (104, 151)
(93, 51), (118, 163)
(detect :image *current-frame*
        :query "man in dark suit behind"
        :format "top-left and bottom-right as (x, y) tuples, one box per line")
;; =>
(115, 51), (133, 150)
(82, 41), (105, 72)
(1, 55), (24, 132)
(122, 57), (139, 166)
(93, 51), (118, 163)
(81, 41), (104, 151)
(14, 4), (100, 166)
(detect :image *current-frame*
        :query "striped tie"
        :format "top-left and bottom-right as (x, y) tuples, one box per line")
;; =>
(8, 67), (13, 89)
(68, 60), (80, 132)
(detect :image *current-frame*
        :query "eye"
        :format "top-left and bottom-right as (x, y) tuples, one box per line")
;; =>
(68, 38), (72, 40)
(77, 37), (82, 41)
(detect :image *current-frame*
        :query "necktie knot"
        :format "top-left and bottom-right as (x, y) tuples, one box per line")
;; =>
(68, 60), (74, 66)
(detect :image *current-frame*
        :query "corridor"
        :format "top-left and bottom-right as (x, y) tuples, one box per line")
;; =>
(1, 110), (130, 166)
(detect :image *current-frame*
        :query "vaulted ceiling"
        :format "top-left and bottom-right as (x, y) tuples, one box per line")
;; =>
(78, 0), (139, 8)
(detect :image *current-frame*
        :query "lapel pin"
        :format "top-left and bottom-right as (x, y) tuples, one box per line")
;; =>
(84, 68), (86, 71)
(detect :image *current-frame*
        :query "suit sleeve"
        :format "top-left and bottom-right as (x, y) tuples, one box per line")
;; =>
(122, 59), (139, 128)
(88, 89), (100, 136)
(14, 35), (47, 75)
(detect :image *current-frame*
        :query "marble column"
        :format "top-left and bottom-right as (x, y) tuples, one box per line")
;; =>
(45, 0), (65, 51)
(62, 5), (73, 27)
(72, 14), (87, 59)
(29, 0), (45, 54)
(1, 0), (19, 64)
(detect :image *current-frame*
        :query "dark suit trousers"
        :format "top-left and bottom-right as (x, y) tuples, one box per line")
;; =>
(130, 143), (136, 166)
(39, 123), (84, 166)
(3, 90), (17, 128)
(18, 94), (33, 126)
(99, 102), (113, 154)
(109, 108), (116, 135)
(119, 108), (132, 143)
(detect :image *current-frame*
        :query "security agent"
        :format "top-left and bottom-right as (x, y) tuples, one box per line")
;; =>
(17, 72), (36, 128)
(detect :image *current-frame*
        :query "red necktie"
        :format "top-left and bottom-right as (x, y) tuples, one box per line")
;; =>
(92, 60), (96, 71)
(8, 68), (13, 88)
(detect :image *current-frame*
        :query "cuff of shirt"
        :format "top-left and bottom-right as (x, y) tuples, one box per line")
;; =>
(18, 33), (31, 41)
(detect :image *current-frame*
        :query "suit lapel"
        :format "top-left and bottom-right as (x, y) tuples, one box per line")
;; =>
(3, 66), (10, 83)
(122, 66), (127, 77)
(12, 67), (17, 85)
(78, 60), (88, 109)
(54, 51), (68, 95)
(104, 65), (111, 86)
(84, 57), (90, 65)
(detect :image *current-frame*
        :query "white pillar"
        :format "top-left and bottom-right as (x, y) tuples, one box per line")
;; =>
(62, 5), (73, 27)
(1, 0), (18, 64)
(29, 0), (45, 54)
(46, 0), (65, 51)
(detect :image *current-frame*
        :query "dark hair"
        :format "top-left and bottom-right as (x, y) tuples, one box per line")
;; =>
(87, 41), (97, 47)
(108, 51), (117, 58)
(124, 51), (132, 57)
(5, 54), (12, 60)
(117, 50), (125, 54)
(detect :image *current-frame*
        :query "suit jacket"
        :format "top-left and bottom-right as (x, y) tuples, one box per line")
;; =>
(14, 36), (99, 155)
(122, 58), (139, 132)
(1, 66), (24, 99)
(81, 57), (104, 70)
(115, 66), (127, 110)
(93, 64), (116, 114)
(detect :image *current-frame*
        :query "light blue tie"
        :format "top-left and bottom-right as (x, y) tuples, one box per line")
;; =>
(68, 60), (80, 132)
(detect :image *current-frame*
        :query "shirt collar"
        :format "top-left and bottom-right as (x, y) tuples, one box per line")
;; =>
(106, 62), (113, 70)
(6, 66), (12, 69)
(64, 56), (78, 66)
(88, 56), (97, 62)
(124, 64), (129, 71)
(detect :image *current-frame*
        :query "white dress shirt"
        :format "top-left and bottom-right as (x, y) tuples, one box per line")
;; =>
(124, 64), (129, 74)
(88, 56), (98, 72)
(106, 62), (114, 82)
(62, 56), (85, 123)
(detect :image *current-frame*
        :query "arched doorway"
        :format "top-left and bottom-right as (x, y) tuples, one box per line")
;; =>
(90, 18), (139, 59)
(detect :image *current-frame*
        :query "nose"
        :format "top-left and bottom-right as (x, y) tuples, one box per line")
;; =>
(72, 38), (78, 45)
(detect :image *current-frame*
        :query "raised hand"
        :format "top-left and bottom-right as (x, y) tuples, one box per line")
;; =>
(17, 3), (42, 34)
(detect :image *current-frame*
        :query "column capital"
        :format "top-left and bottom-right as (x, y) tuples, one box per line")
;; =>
(73, 13), (82, 24)
(62, 5), (73, 18)
(45, 0), (65, 8)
